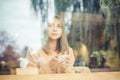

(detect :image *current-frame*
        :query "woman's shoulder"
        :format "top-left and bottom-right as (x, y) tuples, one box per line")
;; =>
(36, 48), (46, 55)
(27, 48), (45, 57)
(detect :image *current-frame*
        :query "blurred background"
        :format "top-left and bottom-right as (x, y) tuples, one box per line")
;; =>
(0, 0), (120, 74)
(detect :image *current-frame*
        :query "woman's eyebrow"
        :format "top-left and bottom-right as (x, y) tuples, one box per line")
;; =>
(58, 25), (62, 26)
(57, 23), (62, 26)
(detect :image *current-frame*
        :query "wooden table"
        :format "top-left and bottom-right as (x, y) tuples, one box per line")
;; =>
(0, 72), (120, 80)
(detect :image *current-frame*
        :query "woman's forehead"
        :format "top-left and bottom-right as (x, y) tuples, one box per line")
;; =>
(54, 18), (62, 24)
(48, 18), (62, 25)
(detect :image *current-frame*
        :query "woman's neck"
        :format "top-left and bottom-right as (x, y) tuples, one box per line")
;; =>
(48, 39), (57, 51)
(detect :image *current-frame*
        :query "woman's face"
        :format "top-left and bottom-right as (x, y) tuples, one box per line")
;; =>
(47, 18), (62, 40)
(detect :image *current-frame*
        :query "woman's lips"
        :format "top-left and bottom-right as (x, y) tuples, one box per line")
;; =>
(51, 33), (58, 36)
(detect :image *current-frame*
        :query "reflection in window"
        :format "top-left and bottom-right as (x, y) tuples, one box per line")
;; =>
(0, 0), (120, 74)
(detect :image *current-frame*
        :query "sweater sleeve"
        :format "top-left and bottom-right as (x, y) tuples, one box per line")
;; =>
(58, 47), (75, 73)
(26, 50), (38, 67)
(66, 47), (75, 72)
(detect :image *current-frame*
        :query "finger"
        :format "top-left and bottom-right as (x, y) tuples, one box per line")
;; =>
(59, 59), (66, 64)
(66, 59), (71, 64)
(64, 55), (70, 61)
(64, 51), (67, 55)
(55, 54), (61, 58)
(54, 58), (58, 61)
(60, 58), (70, 65)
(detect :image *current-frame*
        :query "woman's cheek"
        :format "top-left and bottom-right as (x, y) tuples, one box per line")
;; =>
(47, 29), (52, 37)
(59, 30), (62, 37)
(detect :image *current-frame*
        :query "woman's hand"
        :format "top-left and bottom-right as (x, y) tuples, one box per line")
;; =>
(49, 54), (70, 68)
(58, 55), (71, 68)
(48, 52), (73, 73)
(56, 54), (73, 73)
(48, 55), (60, 69)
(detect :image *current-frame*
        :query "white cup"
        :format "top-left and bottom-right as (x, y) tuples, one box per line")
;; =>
(18, 57), (29, 68)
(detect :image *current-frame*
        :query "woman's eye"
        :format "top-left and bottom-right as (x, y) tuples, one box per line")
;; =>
(48, 24), (53, 27)
(48, 24), (51, 27)
(57, 25), (62, 28)
(48, 23), (51, 27)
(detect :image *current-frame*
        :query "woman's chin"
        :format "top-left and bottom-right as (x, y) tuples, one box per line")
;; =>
(50, 36), (60, 40)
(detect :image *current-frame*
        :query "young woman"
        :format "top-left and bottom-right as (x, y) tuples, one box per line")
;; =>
(26, 16), (75, 74)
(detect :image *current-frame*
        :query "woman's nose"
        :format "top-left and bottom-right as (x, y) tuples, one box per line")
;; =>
(53, 26), (57, 31)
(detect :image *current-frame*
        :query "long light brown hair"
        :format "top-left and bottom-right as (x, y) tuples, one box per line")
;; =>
(43, 16), (69, 54)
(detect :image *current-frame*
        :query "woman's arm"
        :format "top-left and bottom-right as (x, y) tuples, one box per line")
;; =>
(26, 50), (38, 67)
(65, 47), (75, 72)
(57, 47), (75, 73)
